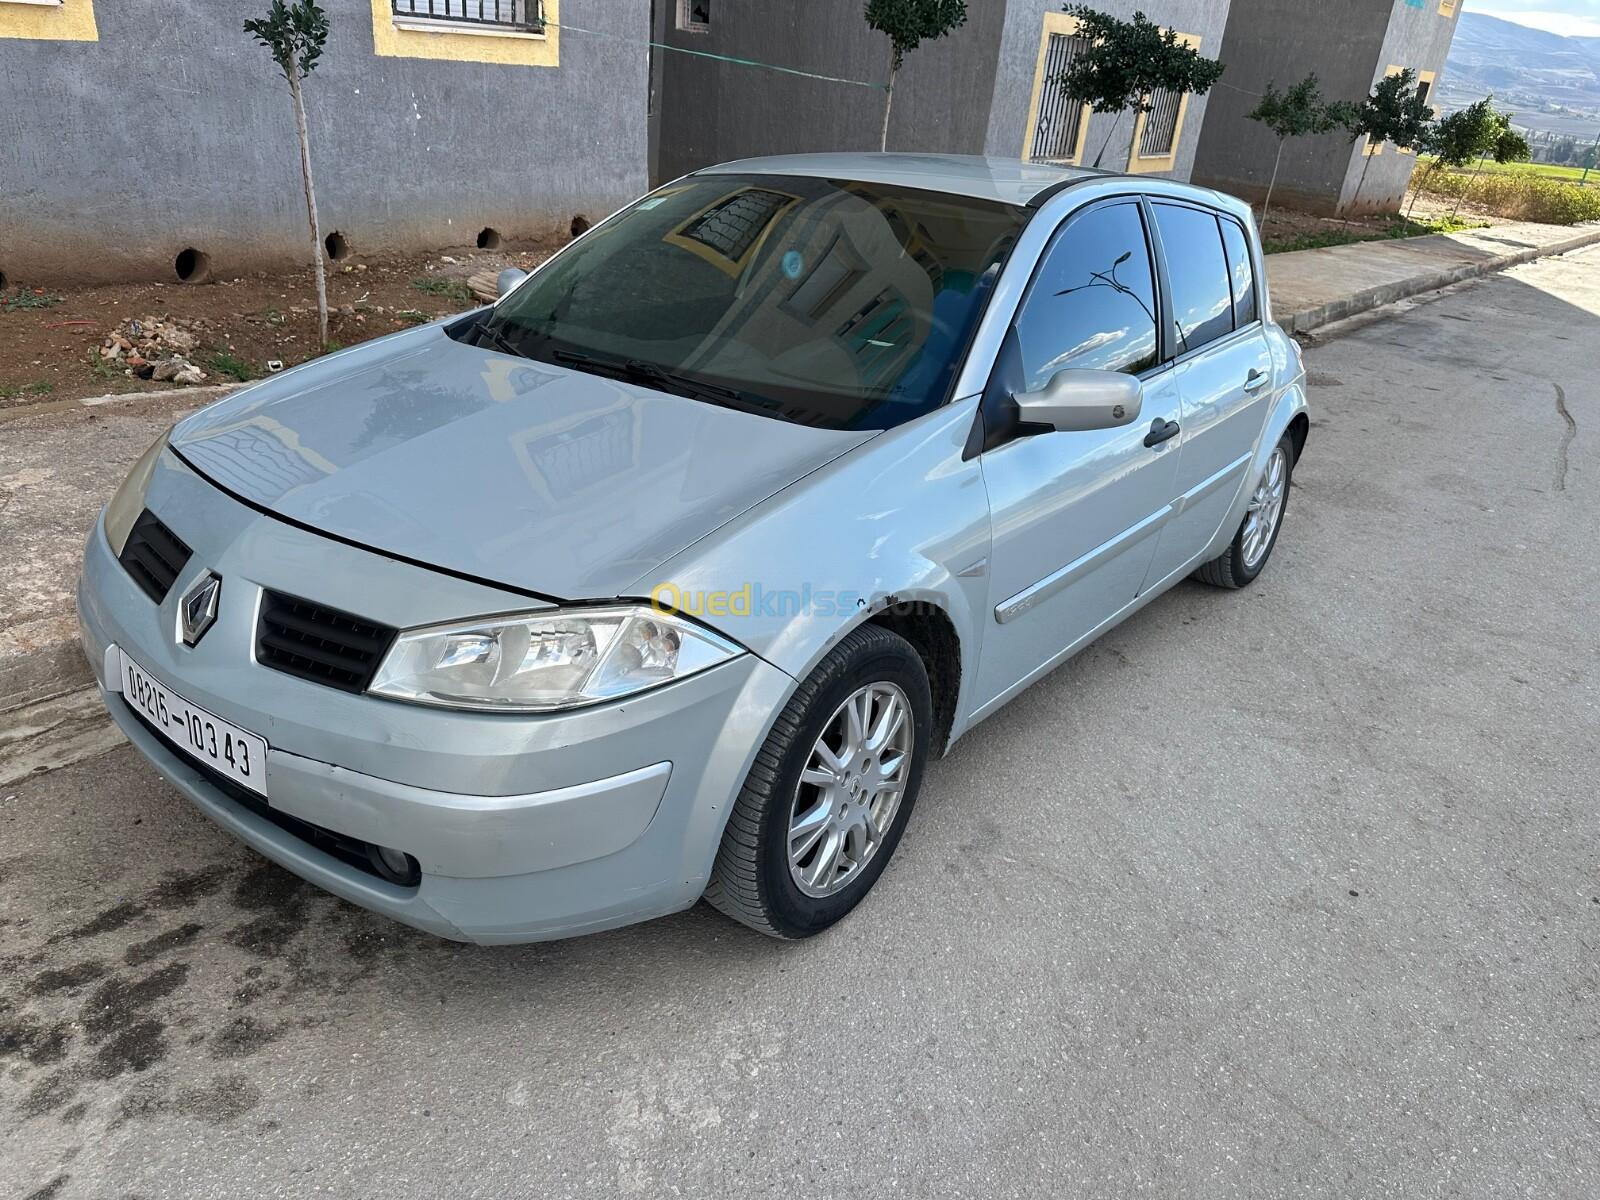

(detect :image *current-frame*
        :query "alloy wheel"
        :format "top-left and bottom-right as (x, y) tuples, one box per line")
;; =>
(787, 682), (914, 898)
(1241, 446), (1288, 569)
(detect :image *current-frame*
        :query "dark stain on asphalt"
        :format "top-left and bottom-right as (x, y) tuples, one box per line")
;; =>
(88, 1019), (168, 1079)
(210, 1014), (286, 1059)
(0, 1012), (72, 1066)
(28, 959), (110, 996)
(82, 962), (190, 1042)
(125, 922), (204, 967)
(20, 1071), (77, 1119)
(225, 863), (312, 957)
(60, 900), (147, 941)
(23, 1175), (70, 1200)
(116, 1071), (262, 1126)
(146, 864), (232, 910)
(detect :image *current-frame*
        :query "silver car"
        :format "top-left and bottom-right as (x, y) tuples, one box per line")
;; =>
(79, 154), (1307, 944)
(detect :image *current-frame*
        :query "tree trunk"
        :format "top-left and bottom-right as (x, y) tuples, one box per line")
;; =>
(287, 58), (329, 348)
(1092, 110), (1121, 169)
(1405, 160), (1437, 220)
(1262, 138), (1285, 227)
(1450, 148), (1492, 220)
(880, 52), (897, 153)
(1344, 144), (1375, 229)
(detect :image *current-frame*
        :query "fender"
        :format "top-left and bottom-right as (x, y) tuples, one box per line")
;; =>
(622, 398), (992, 735)
(1198, 326), (1309, 565)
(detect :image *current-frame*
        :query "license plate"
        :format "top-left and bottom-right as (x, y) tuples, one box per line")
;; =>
(117, 649), (268, 796)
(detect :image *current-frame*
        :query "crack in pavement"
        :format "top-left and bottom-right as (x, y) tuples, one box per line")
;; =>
(1554, 382), (1576, 493)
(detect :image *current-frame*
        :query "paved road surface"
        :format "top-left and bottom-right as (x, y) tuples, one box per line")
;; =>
(3, 249), (1596, 1199)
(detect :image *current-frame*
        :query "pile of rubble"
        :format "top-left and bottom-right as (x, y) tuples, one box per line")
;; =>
(99, 316), (209, 385)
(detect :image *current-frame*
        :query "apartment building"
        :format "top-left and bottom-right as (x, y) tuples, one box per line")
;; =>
(1190, 0), (1465, 213)
(0, 0), (649, 282)
(649, 0), (1233, 187)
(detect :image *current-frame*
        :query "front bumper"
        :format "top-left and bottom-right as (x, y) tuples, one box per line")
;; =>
(78, 450), (795, 943)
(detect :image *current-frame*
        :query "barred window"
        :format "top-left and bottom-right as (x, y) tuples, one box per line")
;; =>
(1139, 89), (1182, 158)
(391, 0), (543, 32)
(1032, 32), (1091, 162)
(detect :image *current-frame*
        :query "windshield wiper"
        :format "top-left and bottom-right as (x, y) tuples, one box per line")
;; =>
(474, 315), (527, 359)
(549, 349), (773, 416)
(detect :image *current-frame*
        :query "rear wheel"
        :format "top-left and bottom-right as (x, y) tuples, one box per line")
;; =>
(1194, 433), (1293, 589)
(705, 624), (932, 939)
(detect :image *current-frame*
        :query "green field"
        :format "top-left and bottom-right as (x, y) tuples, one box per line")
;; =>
(1419, 156), (1598, 188)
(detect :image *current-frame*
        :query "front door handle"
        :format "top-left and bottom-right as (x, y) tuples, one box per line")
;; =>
(1144, 418), (1180, 448)
(1243, 368), (1270, 393)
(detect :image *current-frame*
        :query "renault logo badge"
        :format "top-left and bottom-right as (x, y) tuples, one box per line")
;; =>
(179, 572), (221, 647)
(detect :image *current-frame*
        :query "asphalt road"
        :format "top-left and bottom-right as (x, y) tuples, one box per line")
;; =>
(3, 248), (1597, 1199)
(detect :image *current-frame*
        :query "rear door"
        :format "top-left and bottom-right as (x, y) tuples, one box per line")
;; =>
(1141, 204), (1274, 588)
(971, 199), (1184, 714)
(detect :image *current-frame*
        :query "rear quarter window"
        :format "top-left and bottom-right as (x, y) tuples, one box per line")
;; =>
(1220, 218), (1259, 328)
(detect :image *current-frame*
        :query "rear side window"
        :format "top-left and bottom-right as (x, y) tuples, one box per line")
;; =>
(1220, 218), (1258, 328)
(1013, 201), (1159, 389)
(1152, 203), (1233, 354)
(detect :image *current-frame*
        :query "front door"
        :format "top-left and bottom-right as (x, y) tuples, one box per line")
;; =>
(972, 200), (1183, 716)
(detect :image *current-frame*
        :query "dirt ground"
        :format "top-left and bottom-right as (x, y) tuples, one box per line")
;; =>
(0, 239), (561, 407)
(0, 192), (1510, 410)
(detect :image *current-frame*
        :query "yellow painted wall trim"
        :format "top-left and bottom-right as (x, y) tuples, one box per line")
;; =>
(0, 0), (97, 42)
(1022, 11), (1092, 165)
(1126, 31), (1200, 176)
(370, 0), (558, 66)
(1439, 0), (1458, 16)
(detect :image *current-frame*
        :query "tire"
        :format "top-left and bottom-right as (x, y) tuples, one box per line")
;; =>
(705, 624), (933, 939)
(1194, 432), (1294, 590)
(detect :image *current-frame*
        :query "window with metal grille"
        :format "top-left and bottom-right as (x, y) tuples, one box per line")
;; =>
(1032, 33), (1090, 162)
(1138, 89), (1182, 158)
(677, 0), (710, 31)
(391, 0), (543, 33)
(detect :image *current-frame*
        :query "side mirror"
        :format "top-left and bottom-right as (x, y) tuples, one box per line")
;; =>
(496, 267), (529, 298)
(1013, 368), (1143, 434)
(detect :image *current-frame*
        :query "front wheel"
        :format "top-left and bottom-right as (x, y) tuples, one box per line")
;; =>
(705, 624), (932, 939)
(1194, 433), (1293, 589)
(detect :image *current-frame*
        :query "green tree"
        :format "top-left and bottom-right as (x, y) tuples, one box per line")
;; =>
(1246, 74), (1342, 223)
(1406, 97), (1498, 217)
(245, 0), (333, 346)
(864, 0), (968, 152)
(1341, 69), (1433, 218)
(1055, 6), (1226, 168)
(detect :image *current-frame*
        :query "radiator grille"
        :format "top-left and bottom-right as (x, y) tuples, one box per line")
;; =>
(256, 590), (397, 694)
(118, 510), (193, 603)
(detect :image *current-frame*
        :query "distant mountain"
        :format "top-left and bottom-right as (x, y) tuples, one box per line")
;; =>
(1441, 11), (1600, 136)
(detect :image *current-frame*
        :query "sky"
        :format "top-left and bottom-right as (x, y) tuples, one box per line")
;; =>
(1467, 0), (1600, 37)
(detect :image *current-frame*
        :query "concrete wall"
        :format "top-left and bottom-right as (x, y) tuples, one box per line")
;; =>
(649, 0), (1009, 186)
(983, 0), (1233, 180)
(1191, 0), (1462, 215)
(1341, 0), (1464, 211)
(0, 0), (649, 284)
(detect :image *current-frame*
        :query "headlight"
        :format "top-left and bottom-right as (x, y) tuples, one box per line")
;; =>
(103, 428), (171, 555)
(368, 605), (742, 713)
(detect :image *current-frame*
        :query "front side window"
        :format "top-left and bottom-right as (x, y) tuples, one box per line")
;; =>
(1152, 203), (1233, 353)
(1219, 218), (1258, 328)
(482, 174), (1028, 430)
(1012, 201), (1159, 391)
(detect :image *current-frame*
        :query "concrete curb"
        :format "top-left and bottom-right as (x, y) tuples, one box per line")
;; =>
(1278, 225), (1600, 335)
(0, 382), (240, 426)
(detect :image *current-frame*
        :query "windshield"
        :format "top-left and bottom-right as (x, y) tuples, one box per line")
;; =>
(481, 174), (1029, 430)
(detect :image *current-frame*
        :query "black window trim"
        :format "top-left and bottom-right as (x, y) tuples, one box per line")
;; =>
(1144, 196), (1265, 366)
(1218, 212), (1261, 334)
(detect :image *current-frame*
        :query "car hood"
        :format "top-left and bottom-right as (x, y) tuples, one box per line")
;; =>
(171, 325), (874, 600)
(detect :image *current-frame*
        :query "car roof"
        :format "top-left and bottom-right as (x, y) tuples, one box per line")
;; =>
(694, 152), (1109, 207)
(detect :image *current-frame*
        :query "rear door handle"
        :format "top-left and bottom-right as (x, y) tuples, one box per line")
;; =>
(1144, 418), (1180, 448)
(1243, 368), (1270, 393)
